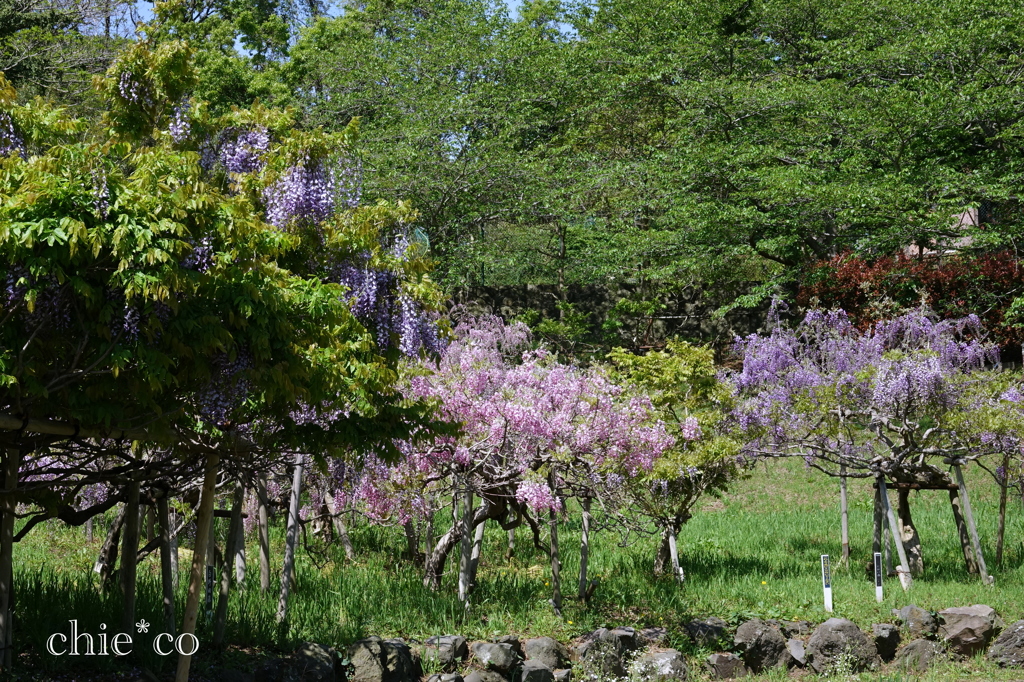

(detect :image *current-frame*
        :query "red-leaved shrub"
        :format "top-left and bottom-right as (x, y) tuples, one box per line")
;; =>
(798, 251), (1024, 350)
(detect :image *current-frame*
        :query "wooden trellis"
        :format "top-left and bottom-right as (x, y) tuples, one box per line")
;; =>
(871, 463), (992, 591)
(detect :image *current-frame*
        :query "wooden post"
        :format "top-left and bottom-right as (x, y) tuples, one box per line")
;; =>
(157, 495), (176, 637)
(872, 485), (883, 558)
(96, 505), (126, 590)
(169, 505), (179, 590)
(549, 503), (562, 617)
(506, 528), (515, 561)
(667, 522), (683, 583)
(878, 478), (913, 590)
(86, 517), (94, 543)
(234, 518), (246, 581)
(121, 479), (141, 637)
(996, 453), (1009, 567)
(953, 464), (992, 585)
(257, 475), (271, 592)
(578, 497), (591, 600)
(333, 512), (355, 561)
(896, 488), (924, 576)
(840, 466), (850, 566)
(0, 449), (20, 672)
(549, 468), (562, 616)
(174, 450), (220, 682)
(215, 481), (244, 646)
(404, 520), (419, 562)
(468, 519), (485, 592)
(457, 487), (474, 606)
(874, 484), (893, 575)
(277, 453), (304, 625)
(205, 509), (216, 621)
(2, 567), (8, 671)
(424, 494), (435, 562)
(949, 487), (978, 574)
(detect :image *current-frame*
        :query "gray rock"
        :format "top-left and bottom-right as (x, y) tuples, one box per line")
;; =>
(424, 636), (469, 671)
(609, 626), (640, 652)
(786, 639), (805, 667)
(704, 653), (748, 679)
(464, 671), (509, 682)
(805, 618), (878, 674)
(895, 639), (943, 672)
(576, 629), (627, 678)
(638, 627), (668, 645)
(519, 660), (554, 682)
(938, 605), (1004, 656)
(348, 636), (423, 682)
(472, 642), (520, 675)
(553, 669), (571, 682)
(496, 636), (525, 660)
(733, 618), (788, 673)
(893, 604), (937, 639)
(685, 617), (727, 647)
(524, 637), (569, 670)
(293, 643), (335, 682)
(872, 623), (901, 662)
(633, 649), (688, 682)
(989, 619), (1024, 667)
(781, 621), (812, 638)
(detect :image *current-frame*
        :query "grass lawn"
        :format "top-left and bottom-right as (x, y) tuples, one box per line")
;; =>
(11, 457), (1024, 680)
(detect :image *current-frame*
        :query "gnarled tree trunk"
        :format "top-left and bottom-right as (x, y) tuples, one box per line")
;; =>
(896, 489), (924, 576)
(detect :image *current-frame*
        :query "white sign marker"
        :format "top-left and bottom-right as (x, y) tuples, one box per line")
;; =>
(874, 552), (884, 603)
(821, 554), (833, 612)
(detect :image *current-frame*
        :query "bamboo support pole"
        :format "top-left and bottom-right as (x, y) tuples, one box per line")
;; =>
(174, 451), (220, 682)
(578, 497), (591, 599)
(878, 478), (913, 591)
(277, 453), (304, 625)
(953, 464), (993, 585)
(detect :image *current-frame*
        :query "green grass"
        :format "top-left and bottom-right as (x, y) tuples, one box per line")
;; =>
(11, 458), (1024, 680)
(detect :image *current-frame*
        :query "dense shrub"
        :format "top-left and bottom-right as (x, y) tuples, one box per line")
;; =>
(799, 251), (1024, 352)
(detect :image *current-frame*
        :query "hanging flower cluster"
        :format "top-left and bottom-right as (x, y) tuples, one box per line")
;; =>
(169, 101), (191, 143)
(0, 111), (23, 158)
(263, 157), (335, 228)
(219, 127), (271, 174)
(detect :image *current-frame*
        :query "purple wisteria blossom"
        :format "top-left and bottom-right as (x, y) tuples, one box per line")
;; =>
(680, 416), (702, 441)
(219, 127), (271, 174)
(195, 351), (253, 426)
(263, 158), (334, 228)
(92, 168), (109, 218)
(0, 111), (24, 158)
(730, 306), (1017, 480)
(117, 71), (150, 106)
(181, 236), (214, 273)
(169, 101), (191, 143)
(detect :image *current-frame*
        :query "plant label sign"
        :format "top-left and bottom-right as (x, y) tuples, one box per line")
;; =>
(205, 564), (215, 617)
(821, 554), (833, 612)
(874, 552), (884, 602)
